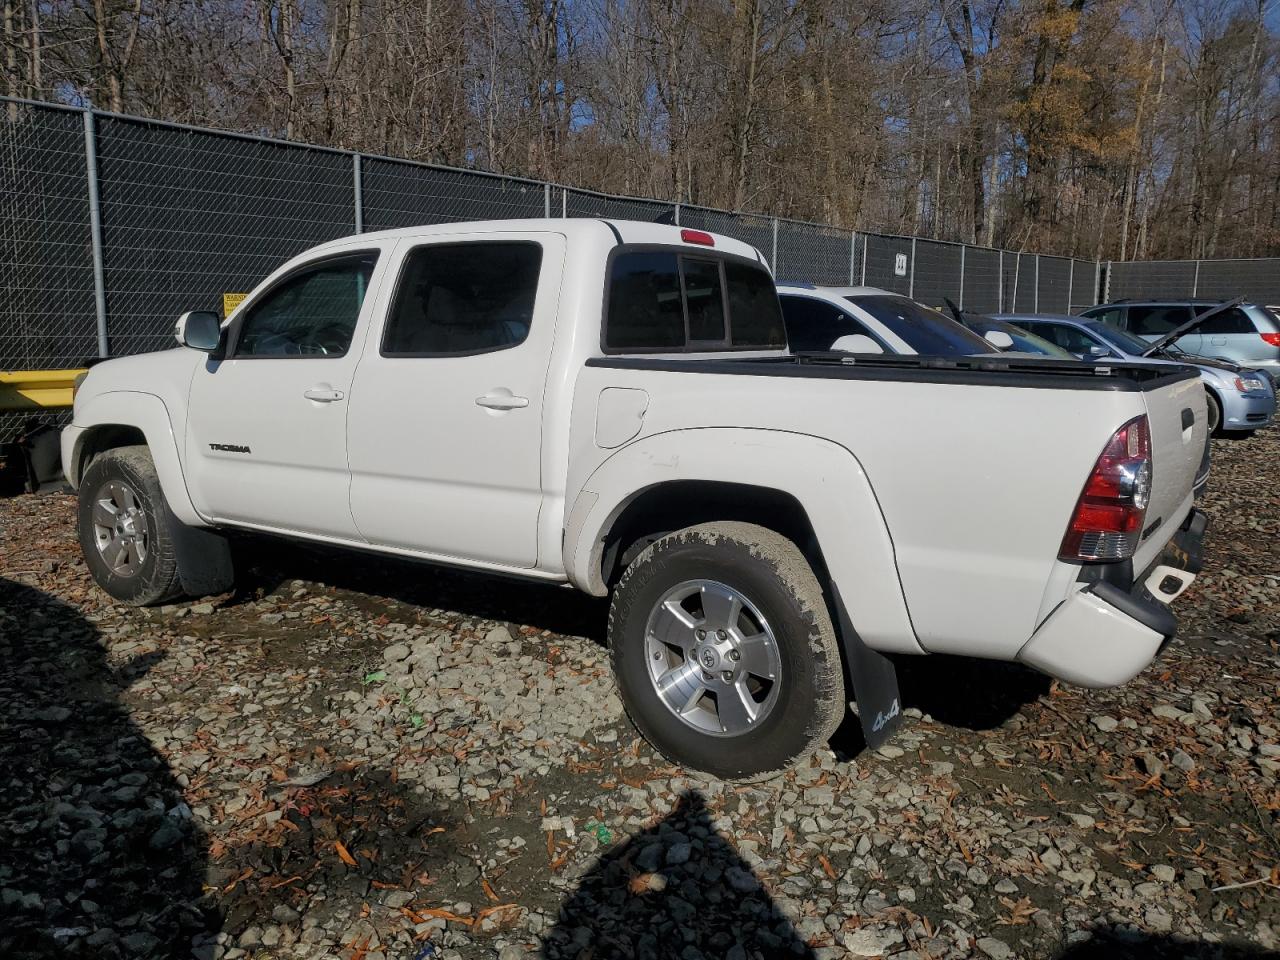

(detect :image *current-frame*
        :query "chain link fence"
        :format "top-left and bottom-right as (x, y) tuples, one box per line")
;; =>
(1107, 259), (1280, 305)
(2, 95), (1106, 378)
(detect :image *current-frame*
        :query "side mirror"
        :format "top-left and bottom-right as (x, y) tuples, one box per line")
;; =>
(983, 330), (1015, 350)
(1088, 345), (1109, 357)
(830, 334), (884, 354)
(174, 311), (222, 352)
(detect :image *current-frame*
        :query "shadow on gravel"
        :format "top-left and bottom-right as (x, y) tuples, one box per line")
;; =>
(1056, 929), (1280, 959)
(895, 654), (1052, 730)
(541, 790), (816, 959)
(228, 534), (609, 643)
(0, 577), (212, 959)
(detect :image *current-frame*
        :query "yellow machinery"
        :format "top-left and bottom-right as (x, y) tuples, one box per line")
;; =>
(0, 369), (87, 412)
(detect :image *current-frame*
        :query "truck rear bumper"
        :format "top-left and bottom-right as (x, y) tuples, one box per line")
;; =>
(1017, 509), (1207, 688)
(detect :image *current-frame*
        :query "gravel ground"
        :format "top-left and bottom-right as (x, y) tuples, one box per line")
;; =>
(1, 426), (1278, 960)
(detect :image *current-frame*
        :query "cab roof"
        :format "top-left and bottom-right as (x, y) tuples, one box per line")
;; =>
(306, 217), (767, 266)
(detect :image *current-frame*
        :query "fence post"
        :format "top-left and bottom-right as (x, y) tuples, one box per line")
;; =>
(848, 232), (857, 285)
(83, 109), (109, 359)
(561, 187), (567, 218)
(860, 234), (869, 285)
(1067, 259), (1074, 312)
(958, 245), (966, 310)
(998, 250), (1004, 312)
(1101, 261), (1108, 303)
(674, 203), (681, 226)
(909, 238), (916, 299)
(352, 154), (363, 233)
(771, 218), (778, 270)
(1192, 259), (1200, 298)
(543, 183), (550, 218)
(1033, 254), (1040, 312)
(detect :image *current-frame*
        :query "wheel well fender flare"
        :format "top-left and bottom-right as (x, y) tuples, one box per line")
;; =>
(563, 427), (921, 654)
(65, 391), (204, 526)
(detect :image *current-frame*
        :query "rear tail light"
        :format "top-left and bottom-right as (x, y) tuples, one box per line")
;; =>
(1261, 332), (1280, 347)
(1059, 415), (1152, 562)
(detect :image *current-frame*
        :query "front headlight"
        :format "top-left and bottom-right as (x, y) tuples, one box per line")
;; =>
(1234, 376), (1265, 393)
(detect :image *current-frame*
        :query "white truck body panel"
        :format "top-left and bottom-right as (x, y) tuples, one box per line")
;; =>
(64, 218), (1207, 689)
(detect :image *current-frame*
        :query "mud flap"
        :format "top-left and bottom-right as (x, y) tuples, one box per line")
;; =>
(831, 584), (904, 750)
(164, 501), (235, 596)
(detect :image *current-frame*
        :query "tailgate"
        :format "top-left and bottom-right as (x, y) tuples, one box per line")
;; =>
(1135, 372), (1205, 570)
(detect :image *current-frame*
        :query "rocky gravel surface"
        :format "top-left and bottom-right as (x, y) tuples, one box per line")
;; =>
(1, 425), (1278, 960)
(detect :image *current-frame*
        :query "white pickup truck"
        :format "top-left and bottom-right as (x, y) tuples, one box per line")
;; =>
(64, 219), (1209, 779)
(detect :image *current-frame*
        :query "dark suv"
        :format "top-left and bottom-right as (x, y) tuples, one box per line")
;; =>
(1080, 299), (1280, 375)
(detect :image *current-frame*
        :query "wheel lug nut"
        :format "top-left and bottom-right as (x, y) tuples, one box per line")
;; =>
(721, 671), (734, 682)
(716, 629), (727, 640)
(728, 650), (741, 661)
(696, 629), (706, 640)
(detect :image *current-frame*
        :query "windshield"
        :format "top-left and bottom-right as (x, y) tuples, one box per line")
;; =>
(1089, 324), (1152, 356)
(847, 295), (994, 355)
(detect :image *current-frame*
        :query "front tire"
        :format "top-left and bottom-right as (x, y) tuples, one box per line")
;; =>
(607, 522), (845, 780)
(1205, 389), (1222, 435)
(78, 446), (183, 606)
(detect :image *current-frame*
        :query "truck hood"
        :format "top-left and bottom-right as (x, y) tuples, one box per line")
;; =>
(74, 348), (201, 414)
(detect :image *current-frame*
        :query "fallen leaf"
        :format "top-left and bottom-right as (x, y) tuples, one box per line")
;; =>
(335, 840), (359, 867)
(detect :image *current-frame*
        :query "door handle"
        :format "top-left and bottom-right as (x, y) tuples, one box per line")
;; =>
(303, 387), (345, 402)
(475, 393), (529, 410)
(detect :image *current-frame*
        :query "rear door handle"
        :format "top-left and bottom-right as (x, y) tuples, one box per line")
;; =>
(303, 387), (345, 402)
(475, 392), (529, 410)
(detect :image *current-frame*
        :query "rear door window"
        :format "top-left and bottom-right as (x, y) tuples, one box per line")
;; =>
(604, 250), (784, 352)
(1126, 305), (1192, 337)
(382, 242), (542, 356)
(1195, 306), (1256, 334)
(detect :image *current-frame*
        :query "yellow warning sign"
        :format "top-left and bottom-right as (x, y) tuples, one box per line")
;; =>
(222, 292), (247, 317)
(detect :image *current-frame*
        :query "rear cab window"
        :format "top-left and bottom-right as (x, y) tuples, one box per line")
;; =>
(604, 248), (784, 353)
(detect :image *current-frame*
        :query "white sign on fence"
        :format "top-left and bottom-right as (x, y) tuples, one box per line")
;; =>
(894, 253), (908, 277)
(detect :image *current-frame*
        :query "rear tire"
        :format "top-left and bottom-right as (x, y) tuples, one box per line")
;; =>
(607, 522), (845, 780)
(78, 446), (184, 606)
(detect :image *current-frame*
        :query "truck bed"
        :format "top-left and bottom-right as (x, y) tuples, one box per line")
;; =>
(572, 351), (1205, 662)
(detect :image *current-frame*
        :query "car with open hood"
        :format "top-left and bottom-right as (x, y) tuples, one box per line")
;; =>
(999, 307), (1275, 437)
